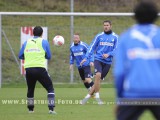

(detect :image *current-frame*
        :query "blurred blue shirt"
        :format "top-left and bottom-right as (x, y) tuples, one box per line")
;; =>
(114, 24), (160, 98)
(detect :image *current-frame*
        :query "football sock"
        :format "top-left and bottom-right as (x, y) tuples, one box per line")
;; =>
(84, 82), (90, 89)
(27, 97), (34, 111)
(85, 94), (91, 98)
(48, 93), (55, 111)
(95, 92), (100, 98)
(89, 81), (94, 87)
(86, 87), (91, 92)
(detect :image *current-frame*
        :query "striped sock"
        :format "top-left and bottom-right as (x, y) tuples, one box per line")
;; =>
(27, 97), (34, 111)
(48, 93), (55, 111)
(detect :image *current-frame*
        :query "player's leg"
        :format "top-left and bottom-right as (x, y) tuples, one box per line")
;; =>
(81, 60), (103, 105)
(37, 68), (56, 114)
(25, 68), (37, 112)
(94, 72), (101, 92)
(84, 66), (94, 90)
(101, 63), (111, 81)
(94, 60), (103, 104)
(80, 66), (95, 104)
(78, 67), (91, 91)
(93, 63), (111, 104)
(116, 105), (145, 120)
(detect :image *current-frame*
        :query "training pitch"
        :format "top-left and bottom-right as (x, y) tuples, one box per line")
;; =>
(0, 86), (153, 120)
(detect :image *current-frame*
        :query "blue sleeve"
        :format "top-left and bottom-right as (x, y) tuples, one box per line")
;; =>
(82, 42), (94, 62)
(70, 48), (74, 64)
(19, 41), (27, 60)
(42, 40), (52, 60)
(85, 43), (94, 62)
(89, 54), (94, 62)
(108, 36), (119, 57)
(85, 35), (99, 59)
(113, 35), (126, 97)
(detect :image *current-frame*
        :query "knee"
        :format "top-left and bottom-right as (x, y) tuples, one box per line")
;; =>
(95, 72), (101, 78)
(84, 78), (92, 83)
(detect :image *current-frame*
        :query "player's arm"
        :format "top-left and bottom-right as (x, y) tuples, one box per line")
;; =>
(42, 40), (52, 60)
(81, 35), (99, 65)
(69, 48), (75, 70)
(107, 36), (119, 57)
(85, 43), (94, 66)
(18, 41), (27, 60)
(85, 35), (99, 58)
(81, 42), (94, 66)
(89, 54), (94, 67)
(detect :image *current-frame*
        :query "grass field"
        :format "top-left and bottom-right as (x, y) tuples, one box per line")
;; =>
(0, 86), (155, 120)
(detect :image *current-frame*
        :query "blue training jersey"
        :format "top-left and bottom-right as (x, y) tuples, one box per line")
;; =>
(19, 36), (52, 60)
(70, 41), (94, 68)
(85, 32), (118, 64)
(114, 24), (160, 98)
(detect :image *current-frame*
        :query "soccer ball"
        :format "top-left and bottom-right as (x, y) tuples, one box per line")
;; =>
(53, 35), (65, 46)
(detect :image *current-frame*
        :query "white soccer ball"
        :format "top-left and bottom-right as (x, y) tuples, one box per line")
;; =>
(53, 35), (65, 46)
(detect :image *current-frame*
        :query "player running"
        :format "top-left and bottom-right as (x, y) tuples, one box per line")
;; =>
(70, 33), (94, 93)
(80, 20), (118, 104)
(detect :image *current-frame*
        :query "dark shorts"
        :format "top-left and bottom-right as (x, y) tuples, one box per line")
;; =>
(78, 66), (92, 80)
(25, 67), (54, 97)
(94, 60), (111, 80)
(116, 105), (160, 120)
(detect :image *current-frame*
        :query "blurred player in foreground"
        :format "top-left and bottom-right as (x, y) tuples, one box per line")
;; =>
(80, 20), (118, 104)
(70, 33), (94, 93)
(114, 1), (160, 119)
(19, 26), (56, 114)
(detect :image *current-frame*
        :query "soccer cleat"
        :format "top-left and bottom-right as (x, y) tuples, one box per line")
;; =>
(49, 110), (57, 115)
(80, 97), (90, 105)
(95, 98), (104, 105)
(28, 110), (34, 113)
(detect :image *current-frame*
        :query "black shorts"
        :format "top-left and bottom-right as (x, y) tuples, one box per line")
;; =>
(78, 66), (92, 80)
(25, 67), (54, 94)
(94, 60), (111, 80)
(116, 105), (160, 120)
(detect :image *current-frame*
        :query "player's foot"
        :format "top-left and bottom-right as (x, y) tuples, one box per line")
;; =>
(80, 97), (90, 105)
(95, 98), (104, 105)
(28, 110), (34, 113)
(49, 110), (57, 115)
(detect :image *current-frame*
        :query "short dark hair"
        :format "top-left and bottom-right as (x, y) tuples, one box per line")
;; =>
(103, 20), (112, 25)
(74, 33), (80, 36)
(134, 1), (158, 24)
(33, 26), (43, 36)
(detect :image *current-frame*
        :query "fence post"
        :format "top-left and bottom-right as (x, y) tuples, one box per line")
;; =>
(0, 14), (2, 88)
(70, 0), (74, 83)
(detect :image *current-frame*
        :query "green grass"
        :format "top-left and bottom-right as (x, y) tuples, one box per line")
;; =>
(0, 87), (155, 120)
(2, 82), (114, 88)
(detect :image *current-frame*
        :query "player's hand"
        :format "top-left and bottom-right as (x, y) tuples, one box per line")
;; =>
(102, 54), (109, 59)
(80, 59), (86, 66)
(70, 64), (73, 70)
(90, 62), (94, 67)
